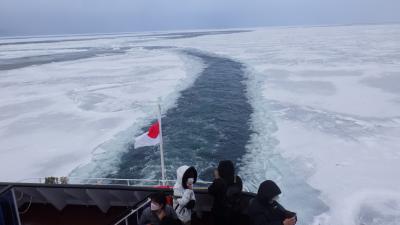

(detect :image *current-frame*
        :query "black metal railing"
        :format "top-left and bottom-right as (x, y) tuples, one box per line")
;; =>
(0, 185), (20, 225)
(110, 194), (152, 225)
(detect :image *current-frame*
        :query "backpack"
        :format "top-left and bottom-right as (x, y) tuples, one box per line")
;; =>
(225, 176), (242, 211)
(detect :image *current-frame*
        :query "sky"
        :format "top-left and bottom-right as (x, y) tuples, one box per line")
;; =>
(0, 0), (400, 36)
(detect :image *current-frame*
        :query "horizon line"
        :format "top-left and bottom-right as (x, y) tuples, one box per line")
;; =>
(1, 21), (399, 39)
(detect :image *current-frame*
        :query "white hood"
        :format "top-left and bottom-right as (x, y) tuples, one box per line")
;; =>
(174, 165), (190, 189)
(173, 165), (197, 223)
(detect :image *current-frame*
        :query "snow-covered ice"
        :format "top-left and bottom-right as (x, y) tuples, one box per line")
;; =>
(0, 39), (204, 182)
(1, 24), (400, 225)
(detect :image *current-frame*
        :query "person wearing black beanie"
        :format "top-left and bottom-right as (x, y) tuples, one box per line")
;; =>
(248, 180), (297, 225)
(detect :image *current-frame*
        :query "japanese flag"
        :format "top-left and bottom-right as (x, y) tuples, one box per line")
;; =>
(134, 121), (161, 149)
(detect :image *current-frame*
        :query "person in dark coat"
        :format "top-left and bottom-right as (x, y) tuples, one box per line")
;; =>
(248, 180), (297, 225)
(208, 160), (243, 225)
(139, 192), (178, 225)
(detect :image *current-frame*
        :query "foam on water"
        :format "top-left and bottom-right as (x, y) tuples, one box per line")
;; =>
(312, 190), (400, 225)
(239, 67), (329, 225)
(112, 49), (253, 182)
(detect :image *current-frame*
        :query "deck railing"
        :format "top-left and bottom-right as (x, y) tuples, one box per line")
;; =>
(17, 177), (212, 187)
(0, 185), (22, 225)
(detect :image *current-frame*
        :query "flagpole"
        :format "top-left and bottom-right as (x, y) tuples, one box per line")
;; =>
(157, 100), (166, 185)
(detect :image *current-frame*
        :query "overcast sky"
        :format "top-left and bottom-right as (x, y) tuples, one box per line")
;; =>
(1, 0), (399, 36)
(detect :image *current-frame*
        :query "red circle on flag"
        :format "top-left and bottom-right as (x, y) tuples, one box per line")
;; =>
(148, 122), (160, 138)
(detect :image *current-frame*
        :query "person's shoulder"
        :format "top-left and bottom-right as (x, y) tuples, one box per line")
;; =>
(208, 178), (227, 194)
(141, 206), (151, 216)
(213, 178), (226, 184)
(209, 178), (225, 188)
(165, 204), (176, 214)
(248, 198), (265, 214)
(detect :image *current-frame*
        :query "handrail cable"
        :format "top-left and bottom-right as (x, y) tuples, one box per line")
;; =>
(112, 198), (151, 225)
(0, 185), (13, 196)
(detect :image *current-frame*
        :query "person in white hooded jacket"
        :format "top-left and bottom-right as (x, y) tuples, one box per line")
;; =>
(173, 165), (197, 225)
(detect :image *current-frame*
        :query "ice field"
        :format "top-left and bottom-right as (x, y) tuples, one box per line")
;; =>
(1, 24), (400, 225)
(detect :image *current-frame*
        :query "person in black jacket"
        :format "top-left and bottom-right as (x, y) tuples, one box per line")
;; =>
(248, 180), (297, 225)
(139, 192), (178, 225)
(208, 160), (243, 225)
